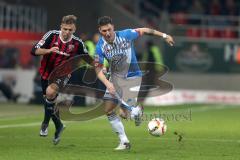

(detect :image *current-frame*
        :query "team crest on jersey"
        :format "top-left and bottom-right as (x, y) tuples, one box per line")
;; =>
(54, 42), (58, 46)
(119, 41), (130, 50)
(68, 44), (74, 52)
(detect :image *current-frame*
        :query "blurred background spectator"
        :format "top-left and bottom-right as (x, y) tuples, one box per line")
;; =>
(0, 75), (20, 102)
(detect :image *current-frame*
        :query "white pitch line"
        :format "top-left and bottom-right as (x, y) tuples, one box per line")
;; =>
(0, 122), (40, 129)
(0, 121), (80, 129)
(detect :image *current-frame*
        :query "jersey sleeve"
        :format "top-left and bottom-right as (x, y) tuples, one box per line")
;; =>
(76, 39), (94, 65)
(77, 40), (88, 55)
(121, 29), (139, 41)
(31, 30), (54, 56)
(94, 43), (104, 68)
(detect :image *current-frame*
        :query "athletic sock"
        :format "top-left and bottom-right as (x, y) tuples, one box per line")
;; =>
(44, 97), (62, 129)
(107, 112), (129, 143)
(52, 110), (62, 130)
(42, 98), (54, 125)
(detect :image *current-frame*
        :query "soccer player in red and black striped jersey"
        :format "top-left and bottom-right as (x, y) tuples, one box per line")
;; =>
(31, 15), (93, 145)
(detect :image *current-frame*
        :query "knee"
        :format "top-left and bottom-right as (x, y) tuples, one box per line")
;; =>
(46, 86), (58, 100)
(104, 108), (113, 115)
(104, 101), (116, 115)
(119, 108), (128, 119)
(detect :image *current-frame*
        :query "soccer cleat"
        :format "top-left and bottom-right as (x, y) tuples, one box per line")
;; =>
(114, 142), (131, 151)
(53, 124), (66, 145)
(39, 123), (48, 137)
(131, 105), (144, 126)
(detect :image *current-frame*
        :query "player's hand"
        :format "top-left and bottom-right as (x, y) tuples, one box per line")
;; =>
(106, 81), (116, 96)
(165, 35), (175, 46)
(48, 47), (59, 54)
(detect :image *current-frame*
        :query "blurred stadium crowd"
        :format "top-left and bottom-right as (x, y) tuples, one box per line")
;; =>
(120, 0), (240, 39)
(139, 0), (239, 16)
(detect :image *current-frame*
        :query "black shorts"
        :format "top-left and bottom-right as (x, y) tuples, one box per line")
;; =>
(41, 78), (49, 96)
(41, 76), (70, 96)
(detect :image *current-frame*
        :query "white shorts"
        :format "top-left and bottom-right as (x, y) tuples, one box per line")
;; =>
(103, 76), (142, 107)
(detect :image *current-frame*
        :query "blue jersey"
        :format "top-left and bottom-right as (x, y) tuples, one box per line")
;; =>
(95, 29), (142, 78)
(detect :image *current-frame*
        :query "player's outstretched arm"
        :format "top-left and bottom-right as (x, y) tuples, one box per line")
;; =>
(135, 28), (175, 46)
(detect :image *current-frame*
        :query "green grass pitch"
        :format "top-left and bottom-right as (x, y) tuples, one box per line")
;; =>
(0, 103), (240, 160)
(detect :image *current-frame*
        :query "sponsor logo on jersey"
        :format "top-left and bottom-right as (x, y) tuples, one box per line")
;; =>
(68, 44), (74, 52)
(119, 41), (130, 50)
(54, 42), (58, 46)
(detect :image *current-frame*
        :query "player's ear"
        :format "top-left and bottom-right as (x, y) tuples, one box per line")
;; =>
(73, 25), (76, 33)
(98, 27), (102, 33)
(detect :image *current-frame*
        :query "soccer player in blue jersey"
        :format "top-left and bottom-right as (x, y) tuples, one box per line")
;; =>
(94, 16), (174, 150)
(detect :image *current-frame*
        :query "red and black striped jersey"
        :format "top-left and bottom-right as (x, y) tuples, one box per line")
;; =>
(31, 30), (89, 80)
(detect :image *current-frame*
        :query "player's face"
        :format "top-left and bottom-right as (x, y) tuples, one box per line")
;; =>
(99, 24), (115, 43)
(60, 23), (76, 41)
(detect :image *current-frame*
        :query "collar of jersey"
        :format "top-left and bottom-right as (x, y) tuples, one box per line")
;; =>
(59, 31), (73, 43)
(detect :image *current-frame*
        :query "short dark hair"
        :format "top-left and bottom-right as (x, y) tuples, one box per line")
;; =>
(61, 15), (77, 25)
(97, 16), (113, 27)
